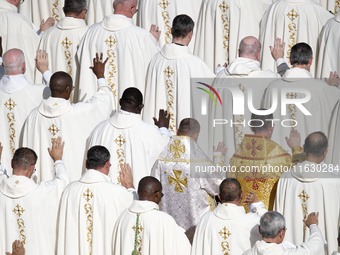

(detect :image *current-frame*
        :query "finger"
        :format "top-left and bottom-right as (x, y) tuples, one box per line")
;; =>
(269, 46), (273, 53)
(95, 52), (99, 62)
(126, 163), (131, 171)
(100, 52), (103, 61)
(285, 136), (289, 143)
(103, 57), (109, 65)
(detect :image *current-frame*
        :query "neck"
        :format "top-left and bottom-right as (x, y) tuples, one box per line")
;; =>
(293, 64), (310, 71)
(13, 169), (30, 178)
(172, 37), (190, 47)
(223, 200), (241, 206)
(114, 10), (131, 18)
(253, 131), (271, 139)
(262, 236), (282, 244)
(306, 155), (324, 164)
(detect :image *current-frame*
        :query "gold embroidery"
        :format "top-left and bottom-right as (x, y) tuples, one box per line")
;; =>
(105, 35), (118, 98)
(115, 134), (126, 184)
(15, 180), (19, 184)
(286, 9), (299, 59)
(286, 92), (298, 128)
(5, 98), (16, 111)
(335, 0), (340, 14)
(48, 123), (60, 143)
(13, 204), (26, 244)
(207, 193), (217, 211)
(5, 98), (17, 154)
(298, 190), (309, 230)
(234, 84), (246, 146)
(164, 66), (176, 133)
(132, 221), (143, 254)
(52, 0), (60, 22)
(159, 0), (171, 44)
(219, 226), (231, 255)
(168, 169), (188, 192)
(83, 189), (93, 254)
(219, 1), (230, 64)
(170, 140), (185, 158)
(61, 37), (74, 102)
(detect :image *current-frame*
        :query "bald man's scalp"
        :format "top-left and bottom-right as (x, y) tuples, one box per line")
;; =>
(3, 48), (25, 75)
(177, 118), (200, 137)
(50, 71), (73, 95)
(219, 178), (242, 203)
(304, 131), (328, 157)
(239, 36), (261, 58)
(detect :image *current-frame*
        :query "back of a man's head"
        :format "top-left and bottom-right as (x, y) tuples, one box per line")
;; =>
(290, 43), (313, 65)
(219, 178), (242, 203)
(304, 131), (328, 157)
(171, 14), (194, 39)
(239, 36), (261, 60)
(50, 71), (73, 98)
(64, 0), (87, 16)
(12, 148), (38, 171)
(260, 211), (286, 239)
(86, 146), (110, 170)
(250, 112), (274, 134)
(113, 0), (137, 18)
(138, 176), (162, 203)
(177, 118), (200, 139)
(3, 49), (25, 75)
(120, 87), (143, 108)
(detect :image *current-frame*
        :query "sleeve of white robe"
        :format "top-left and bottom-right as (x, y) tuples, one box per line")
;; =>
(40, 160), (69, 190)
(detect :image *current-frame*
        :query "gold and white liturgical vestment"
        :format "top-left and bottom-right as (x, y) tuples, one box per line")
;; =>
(0, 161), (69, 255)
(21, 79), (114, 182)
(275, 160), (340, 255)
(0, 0), (40, 84)
(143, 43), (215, 134)
(112, 200), (191, 254)
(192, 203), (266, 255)
(57, 169), (134, 255)
(88, 111), (170, 188)
(260, 0), (333, 77)
(194, 0), (272, 72)
(316, 12), (340, 79)
(151, 136), (222, 241)
(36, 17), (88, 102)
(77, 14), (158, 105)
(0, 74), (50, 174)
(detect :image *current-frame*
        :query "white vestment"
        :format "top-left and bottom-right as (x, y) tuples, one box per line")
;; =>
(0, 74), (50, 173)
(77, 14), (158, 106)
(88, 111), (170, 187)
(136, 0), (202, 51)
(0, 161), (69, 255)
(0, 0), (40, 84)
(112, 200), (191, 254)
(86, 0), (114, 26)
(326, 100), (340, 166)
(143, 43), (215, 134)
(194, 0), (272, 71)
(260, 0), (333, 77)
(57, 169), (134, 255)
(36, 17), (88, 102)
(313, 0), (340, 13)
(332, 252), (340, 255)
(243, 225), (325, 255)
(191, 203), (265, 255)
(261, 67), (340, 152)
(274, 160), (340, 255)
(21, 79), (114, 182)
(316, 12), (340, 79)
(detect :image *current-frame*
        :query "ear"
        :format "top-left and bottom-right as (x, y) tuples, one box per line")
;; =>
(289, 58), (293, 66)
(308, 57), (313, 66)
(258, 226), (261, 234)
(139, 104), (144, 111)
(171, 28), (173, 35)
(11, 159), (13, 169)
(323, 149), (328, 158)
(218, 194), (221, 202)
(85, 160), (88, 169)
(176, 129), (179, 135)
(240, 191), (244, 200)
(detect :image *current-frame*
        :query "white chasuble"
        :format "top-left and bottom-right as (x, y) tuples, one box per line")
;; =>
(260, 0), (333, 77)
(57, 169), (134, 255)
(0, 161), (69, 255)
(0, 0), (40, 84)
(194, 0), (272, 72)
(274, 161), (340, 255)
(313, 0), (340, 13)
(21, 80), (114, 182)
(77, 14), (158, 106)
(112, 200), (191, 255)
(0, 75), (50, 174)
(88, 111), (169, 188)
(316, 12), (340, 79)
(143, 43), (215, 134)
(36, 17), (88, 103)
(326, 100), (340, 167)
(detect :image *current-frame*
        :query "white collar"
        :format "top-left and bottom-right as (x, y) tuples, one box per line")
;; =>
(0, 74), (29, 94)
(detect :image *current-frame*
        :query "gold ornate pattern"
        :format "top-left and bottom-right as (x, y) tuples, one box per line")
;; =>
(244, 168), (266, 190)
(219, 1), (230, 64)
(286, 92), (298, 128)
(83, 189), (93, 254)
(335, 0), (340, 14)
(234, 84), (246, 146)
(159, 0), (171, 44)
(245, 139), (263, 157)
(132, 220), (143, 254)
(105, 35), (118, 98)
(298, 190), (309, 230)
(164, 66), (176, 133)
(5, 98), (17, 154)
(13, 204), (26, 244)
(61, 37), (74, 102)
(168, 169), (188, 192)
(286, 9), (299, 59)
(48, 123), (60, 143)
(52, 0), (60, 22)
(219, 226), (231, 254)
(170, 140), (185, 158)
(114, 134), (126, 184)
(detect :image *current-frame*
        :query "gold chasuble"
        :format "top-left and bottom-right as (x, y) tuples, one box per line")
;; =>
(229, 134), (304, 211)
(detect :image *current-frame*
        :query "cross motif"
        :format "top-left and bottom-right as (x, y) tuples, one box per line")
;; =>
(4, 98), (17, 111)
(298, 190), (310, 203)
(163, 66), (174, 79)
(105, 35), (117, 48)
(82, 188), (93, 203)
(238, 83), (246, 93)
(246, 139), (262, 157)
(219, 226), (231, 240)
(219, 1), (229, 13)
(132, 224), (144, 235)
(244, 168), (266, 190)
(158, 0), (169, 9)
(168, 169), (188, 192)
(13, 204), (25, 217)
(61, 37), (72, 49)
(48, 124), (60, 136)
(287, 9), (299, 21)
(114, 134), (126, 147)
(170, 140), (185, 158)
(15, 180), (19, 184)
(286, 92), (298, 99)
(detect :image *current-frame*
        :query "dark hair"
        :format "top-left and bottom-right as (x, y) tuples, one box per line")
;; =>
(50, 71), (73, 94)
(12, 148), (37, 170)
(171, 14), (194, 38)
(177, 118), (200, 137)
(290, 43), (313, 65)
(120, 87), (143, 106)
(86, 146), (110, 169)
(304, 131), (328, 157)
(219, 178), (242, 202)
(64, 0), (87, 15)
(250, 111), (274, 133)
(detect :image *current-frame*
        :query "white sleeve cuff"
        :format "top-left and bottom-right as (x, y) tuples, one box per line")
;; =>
(54, 160), (64, 165)
(248, 201), (265, 213)
(159, 127), (172, 137)
(276, 58), (286, 66)
(43, 70), (53, 84)
(0, 57), (2, 63)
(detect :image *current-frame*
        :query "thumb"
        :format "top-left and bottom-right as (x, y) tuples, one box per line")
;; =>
(285, 136), (289, 143)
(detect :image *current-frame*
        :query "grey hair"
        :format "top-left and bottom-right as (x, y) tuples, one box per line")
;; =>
(260, 211), (286, 238)
(113, 0), (128, 9)
(64, 0), (87, 15)
(3, 49), (25, 74)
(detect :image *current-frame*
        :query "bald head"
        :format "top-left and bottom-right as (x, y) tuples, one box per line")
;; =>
(304, 132), (328, 158)
(3, 48), (25, 75)
(113, 0), (137, 18)
(219, 178), (242, 203)
(177, 118), (200, 140)
(50, 71), (73, 99)
(239, 36), (261, 60)
(138, 176), (162, 203)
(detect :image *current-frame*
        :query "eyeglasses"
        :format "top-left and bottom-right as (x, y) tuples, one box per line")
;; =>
(153, 190), (164, 197)
(20, 0), (25, 4)
(32, 168), (36, 174)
